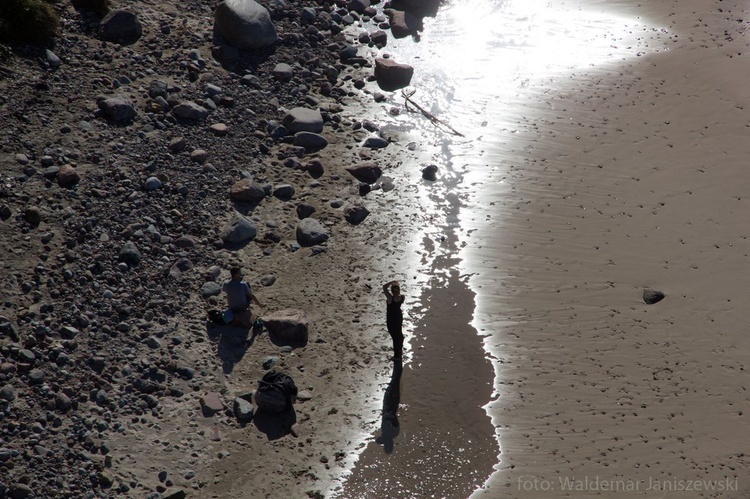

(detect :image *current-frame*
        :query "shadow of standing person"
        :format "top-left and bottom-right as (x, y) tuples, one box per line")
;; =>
(376, 358), (403, 453)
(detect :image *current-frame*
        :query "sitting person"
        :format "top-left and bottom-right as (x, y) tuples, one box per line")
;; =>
(222, 267), (263, 328)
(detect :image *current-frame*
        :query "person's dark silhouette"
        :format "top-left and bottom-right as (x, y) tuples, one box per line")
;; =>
(377, 358), (403, 453)
(383, 280), (404, 358)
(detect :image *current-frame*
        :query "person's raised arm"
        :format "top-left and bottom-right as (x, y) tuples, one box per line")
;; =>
(383, 280), (397, 298)
(250, 293), (264, 309)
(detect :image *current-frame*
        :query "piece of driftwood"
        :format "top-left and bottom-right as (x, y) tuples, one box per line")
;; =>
(402, 89), (464, 137)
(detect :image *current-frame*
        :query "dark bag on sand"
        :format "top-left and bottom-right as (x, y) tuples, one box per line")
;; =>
(255, 370), (297, 414)
(207, 309), (226, 326)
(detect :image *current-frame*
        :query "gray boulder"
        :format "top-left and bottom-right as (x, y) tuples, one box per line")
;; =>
(214, 0), (278, 50)
(296, 218), (329, 246)
(200, 282), (222, 298)
(422, 164), (438, 180)
(346, 162), (382, 184)
(643, 289), (665, 305)
(374, 57), (414, 91)
(172, 101), (209, 121)
(363, 136), (389, 149)
(234, 397), (254, 422)
(347, 0), (370, 13)
(220, 212), (257, 246)
(282, 107), (324, 134)
(264, 309), (308, 346)
(273, 184), (295, 201)
(293, 131), (328, 151)
(99, 10), (143, 44)
(272, 63), (294, 80)
(98, 96), (137, 124)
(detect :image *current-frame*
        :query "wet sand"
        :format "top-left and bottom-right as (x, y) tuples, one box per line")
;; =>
(462, 0), (750, 496)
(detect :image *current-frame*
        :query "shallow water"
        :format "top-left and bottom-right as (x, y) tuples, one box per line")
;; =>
(336, 0), (750, 497)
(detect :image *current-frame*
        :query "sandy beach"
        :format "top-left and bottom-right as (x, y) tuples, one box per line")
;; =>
(2, 0), (750, 497)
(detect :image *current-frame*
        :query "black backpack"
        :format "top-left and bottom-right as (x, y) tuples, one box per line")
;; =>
(255, 370), (298, 414)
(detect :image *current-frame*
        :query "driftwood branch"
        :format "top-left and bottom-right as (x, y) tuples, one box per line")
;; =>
(402, 89), (464, 137)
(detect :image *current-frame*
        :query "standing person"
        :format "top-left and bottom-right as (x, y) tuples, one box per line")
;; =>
(223, 267), (263, 328)
(383, 280), (404, 359)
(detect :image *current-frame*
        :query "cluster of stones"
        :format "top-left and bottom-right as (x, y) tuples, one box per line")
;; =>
(0, 0), (445, 496)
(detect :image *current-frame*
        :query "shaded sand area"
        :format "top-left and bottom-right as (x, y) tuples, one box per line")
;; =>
(455, 0), (750, 496)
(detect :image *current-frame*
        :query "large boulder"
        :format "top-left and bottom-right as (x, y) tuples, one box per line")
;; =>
(295, 218), (329, 246)
(220, 212), (257, 246)
(346, 162), (382, 184)
(98, 10), (143, 44)
(229, 178), (266, 202)
(214, 0), (278, 50)
(264, 309), (308, 346)
(374, 57), (414, 91)
(282, 107), (324, 134)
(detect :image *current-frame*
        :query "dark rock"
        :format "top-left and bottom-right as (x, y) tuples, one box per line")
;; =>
(57, 164), (81, 187)
(374, 57), (414, 91)
(293, 131), (328, 151)
(220, 212), (257, 246)
(296, 203), (316, 219)
(363, 136), (389, 149)
(386, 9), (423, 38)
(643, 289), (665, 305)
(344, 205), (370, 225)
(272, 63), (294, 80)
(119, 242), (141, 266)
(422, 164), (438, 180)
(0, 385), (15, 402)
(99, 96), (137, 124)
(148, 80), (168, 99)
(24, 206), (41, 226)
(296, 218), (329, 246)
(264, 309), (308, 346)
(99, 10), (143, 44)
(172, 101), (209, 121)
(272, 184), (295, 201)
(346, 162), (382, 184)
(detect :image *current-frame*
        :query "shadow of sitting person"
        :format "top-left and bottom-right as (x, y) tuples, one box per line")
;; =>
(253, 406), (297, 441)
(376, 357), (403, 453)
(206, 323), (257, 376)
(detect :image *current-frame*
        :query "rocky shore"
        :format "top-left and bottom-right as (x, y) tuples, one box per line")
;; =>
(0, 0), (439, 497)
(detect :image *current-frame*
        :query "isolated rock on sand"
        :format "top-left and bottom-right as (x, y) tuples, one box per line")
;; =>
(273, 184), (295, 201)
(385, 9), (423, 38)
(422, 164), (438, 180)
(220, 212), (257, 245)
(229, 178), (265, 202)
(363, 136), (389, 149)
(374, 58), (414, 91)
(99, 10), (143, 44)
(643, 289), (665, 305)
(344, 205), (370, 225)
(296, 203), (316, 219)
(214, 0), (278, 50)
(295, 218), (329, 246)
(200, 392), (224, 416)
(98, 96), (137, 124)
(346, 162), (382, 184)
(264, 309), (308, 346)
(282, 107), (324, 134)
